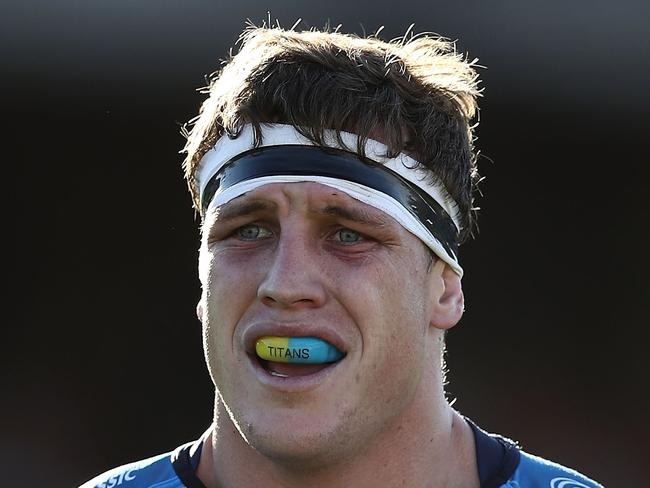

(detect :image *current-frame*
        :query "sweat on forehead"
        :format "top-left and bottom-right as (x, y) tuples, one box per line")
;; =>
(196, 124), (464, 277)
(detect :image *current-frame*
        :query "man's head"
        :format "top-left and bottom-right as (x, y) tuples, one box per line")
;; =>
(183, 25), (481, 468)
(183, 26), (481, 241)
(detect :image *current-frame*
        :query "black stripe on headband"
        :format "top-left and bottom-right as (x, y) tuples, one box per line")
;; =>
(201, 145), (459, 258)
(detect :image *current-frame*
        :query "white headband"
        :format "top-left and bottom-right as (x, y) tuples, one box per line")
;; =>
(196, 124), (464, 277)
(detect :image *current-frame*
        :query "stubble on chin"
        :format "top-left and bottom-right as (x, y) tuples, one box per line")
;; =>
(228, 403), (371, 471)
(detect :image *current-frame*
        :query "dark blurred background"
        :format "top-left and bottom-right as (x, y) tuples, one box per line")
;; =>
(5, 1), (649, 486)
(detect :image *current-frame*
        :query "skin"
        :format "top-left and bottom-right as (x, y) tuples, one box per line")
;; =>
(195, 181), (478, 488)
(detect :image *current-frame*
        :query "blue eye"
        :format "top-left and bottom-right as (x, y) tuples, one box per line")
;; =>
(236, 224), (270, 240)
(336, 228), (362, 244)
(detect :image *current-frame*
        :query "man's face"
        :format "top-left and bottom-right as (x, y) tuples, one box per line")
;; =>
(198, 182), (446, 465)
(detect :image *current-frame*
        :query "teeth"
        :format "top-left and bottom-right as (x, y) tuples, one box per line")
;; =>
(269, 370), (289, 378)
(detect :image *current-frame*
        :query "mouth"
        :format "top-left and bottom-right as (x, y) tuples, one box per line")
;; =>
(258, 359), (337, 378)
(250, 335), (347, 380)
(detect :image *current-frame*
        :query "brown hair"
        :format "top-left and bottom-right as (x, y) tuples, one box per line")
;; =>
(182, 25), (482, 242)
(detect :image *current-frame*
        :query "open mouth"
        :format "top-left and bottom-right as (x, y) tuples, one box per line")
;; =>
(258, 359), (337, 378)
(253, 336), (346, 378)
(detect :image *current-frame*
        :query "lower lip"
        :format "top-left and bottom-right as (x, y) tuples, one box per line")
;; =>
(246, 353), (344, 393)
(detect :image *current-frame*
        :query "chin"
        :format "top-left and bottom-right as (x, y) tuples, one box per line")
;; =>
(235, 407), (361, 469)
(249, 431), (350, 470)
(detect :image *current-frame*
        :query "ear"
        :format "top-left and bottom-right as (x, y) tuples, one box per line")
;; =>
(196, 302), (204, 323)
(429, 260), (465, 330)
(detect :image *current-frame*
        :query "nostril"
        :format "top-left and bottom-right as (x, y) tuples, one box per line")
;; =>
(259, 294), (320, 309)
(260, 296), (277, 306)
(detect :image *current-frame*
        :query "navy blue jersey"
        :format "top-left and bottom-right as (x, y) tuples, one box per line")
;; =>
(80, 422), (603, 488)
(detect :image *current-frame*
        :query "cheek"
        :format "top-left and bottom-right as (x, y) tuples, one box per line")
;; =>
(345, 255), (430, 387)
(204, 248), (264, 312)
(356, 257), (429, 332)
(201, 250), (263, 366)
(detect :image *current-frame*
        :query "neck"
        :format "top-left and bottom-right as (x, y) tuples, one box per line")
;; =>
(197, 385), (479, 488)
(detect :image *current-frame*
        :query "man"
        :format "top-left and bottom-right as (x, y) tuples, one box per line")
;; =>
(81, 26), (602, 488)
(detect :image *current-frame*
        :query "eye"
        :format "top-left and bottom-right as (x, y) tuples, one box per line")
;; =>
(236, 224), (272, 240)
(335, 228), (363, 244)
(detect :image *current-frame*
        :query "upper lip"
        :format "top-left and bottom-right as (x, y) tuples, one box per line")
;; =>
(241, 322), (348, 356)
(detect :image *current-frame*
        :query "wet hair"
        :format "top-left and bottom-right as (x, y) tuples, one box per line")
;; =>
(182, 24), (482, 243)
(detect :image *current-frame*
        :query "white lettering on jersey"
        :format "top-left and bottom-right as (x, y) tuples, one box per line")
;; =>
(550, 477), (591, 488)
(95, 469), (137, 488)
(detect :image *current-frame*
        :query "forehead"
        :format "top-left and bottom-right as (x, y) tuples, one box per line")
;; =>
(204, 182), (395, 227)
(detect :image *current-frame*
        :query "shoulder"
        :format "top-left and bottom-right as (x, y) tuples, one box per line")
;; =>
(503, 449), (604, 488)
(78, 448), (185, 488)
(465, 418), (603, 488)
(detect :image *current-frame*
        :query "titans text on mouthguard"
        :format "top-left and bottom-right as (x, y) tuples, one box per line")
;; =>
(196, 123), (463, 276)
(256, 337), (344, 364)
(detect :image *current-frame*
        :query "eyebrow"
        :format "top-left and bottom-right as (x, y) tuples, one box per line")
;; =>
(207, 200), (390, 227)
(210, 200), (277, 223)
(314, 205), (390, 227)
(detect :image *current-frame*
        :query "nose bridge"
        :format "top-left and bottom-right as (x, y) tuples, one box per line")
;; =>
(257, 220), (325, 308)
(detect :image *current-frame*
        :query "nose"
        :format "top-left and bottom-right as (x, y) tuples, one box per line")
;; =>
(257, 229), (327, 309)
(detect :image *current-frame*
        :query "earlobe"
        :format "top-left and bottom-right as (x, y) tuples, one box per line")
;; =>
(429, 261), (464, 330)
